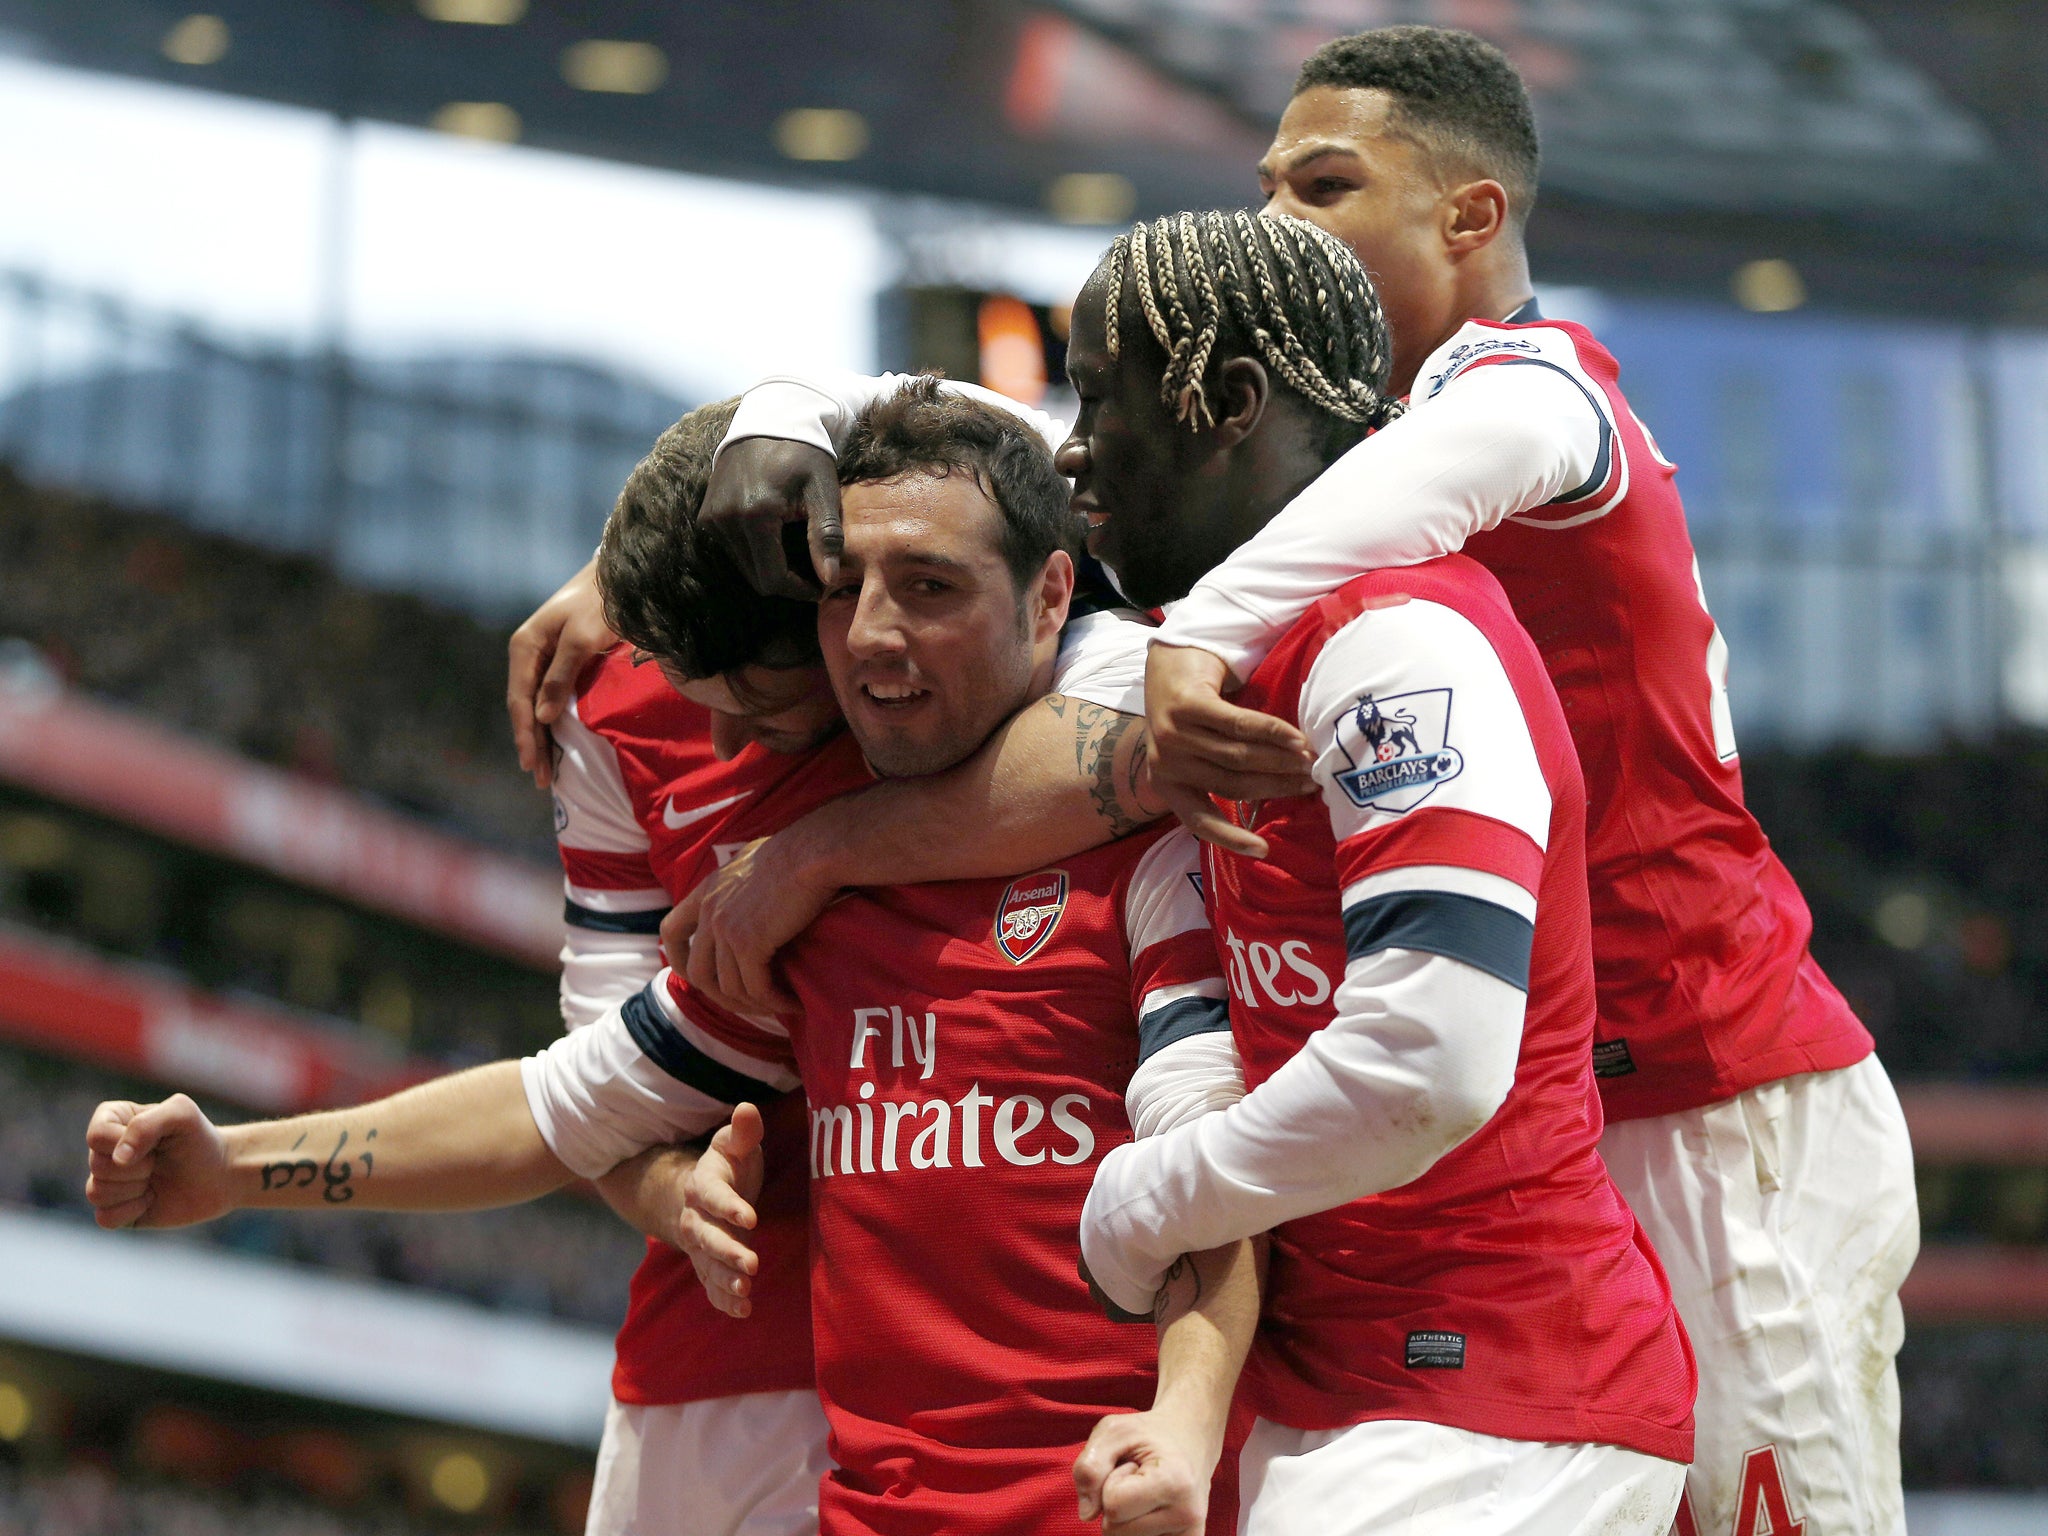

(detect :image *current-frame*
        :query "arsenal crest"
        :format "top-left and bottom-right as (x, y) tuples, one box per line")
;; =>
(994, 869), (1068, 964)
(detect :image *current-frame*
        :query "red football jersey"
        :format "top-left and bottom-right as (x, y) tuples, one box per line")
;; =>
(1423, 315), (1873, 1119)
(659, 823), (1231, 1536)
(551, 648), (817, 1406)
(1209, 556), (1694, 1462)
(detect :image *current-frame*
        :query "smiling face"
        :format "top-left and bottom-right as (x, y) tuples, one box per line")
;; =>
(1258, 85), (1478, 394)
(1055, 271), (1240, 609)
(663, 661), (843, 759)
(818, 470), (1071, 778)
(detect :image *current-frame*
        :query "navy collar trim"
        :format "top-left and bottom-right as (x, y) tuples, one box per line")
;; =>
(1503, 296), (1543, 324)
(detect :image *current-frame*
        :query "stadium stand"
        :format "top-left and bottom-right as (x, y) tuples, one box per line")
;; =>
(0, 467), (551, 859)
(1742, 745), (2048, 1080)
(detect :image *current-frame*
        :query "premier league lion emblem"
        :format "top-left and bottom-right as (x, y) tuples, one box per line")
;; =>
(994, 869), (1069, 964)
(1329, 689), (1464, 813)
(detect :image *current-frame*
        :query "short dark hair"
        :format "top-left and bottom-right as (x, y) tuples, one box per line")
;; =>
(597, 397), (820, 681)
(838, 375), (1077, 590)
(1296, 26), (1540, 229)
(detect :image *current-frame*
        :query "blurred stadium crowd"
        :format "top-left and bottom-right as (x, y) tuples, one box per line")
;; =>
(0, 469), (549, 858)
(0, 1462), (430, 1536)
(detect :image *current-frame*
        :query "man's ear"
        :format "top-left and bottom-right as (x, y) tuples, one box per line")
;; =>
(1031, 549), (1076, 645)
(1211, 357), (1271, 450)
(1443, 178), (1511, 257)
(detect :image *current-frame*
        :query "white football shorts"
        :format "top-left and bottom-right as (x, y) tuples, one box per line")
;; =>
(1238, 1416), (1686, 1535)
(586, 1389), (831, 1536)
(1599, 1055), (1919, 1536)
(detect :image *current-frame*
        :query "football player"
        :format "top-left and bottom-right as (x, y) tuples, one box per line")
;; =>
(1062, 208), (1694, 1536)
(85, 385), (1249, 1536)
(1133, 31), (1916, 1536)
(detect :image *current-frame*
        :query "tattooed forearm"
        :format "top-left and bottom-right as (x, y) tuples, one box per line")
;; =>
(1057, 698), (1161, 839)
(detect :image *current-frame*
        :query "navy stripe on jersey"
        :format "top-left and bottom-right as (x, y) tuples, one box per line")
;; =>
(621, 986), (774, 1104)
(1137, 994), (1232, 1063)
(1341, 890), (1534, 991)
(1471, 357), (1613, 505)
(564, 899), (666, 935)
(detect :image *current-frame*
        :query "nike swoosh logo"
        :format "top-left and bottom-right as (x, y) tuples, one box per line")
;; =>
(662, 791), (751, 831)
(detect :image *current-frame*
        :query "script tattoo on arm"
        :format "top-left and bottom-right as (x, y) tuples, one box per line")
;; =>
(1152, 1252), (1203, 1325)
(259, 1132), (316, 1192)
(256, 1127), (377, 1203)
(1047, 697), (1156, 841)
(319, 1127), (376, 1203)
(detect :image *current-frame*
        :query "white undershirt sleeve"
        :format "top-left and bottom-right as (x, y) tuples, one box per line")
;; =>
(1080, 948), (1522, 1314)
(1124, 1032), (1244, 1141)
(1049, 607), (1153, 716)
(1153, 355), (1602, 680)
(719, 371), (1070, 461)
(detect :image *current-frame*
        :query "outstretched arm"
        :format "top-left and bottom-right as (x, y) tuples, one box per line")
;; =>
(84, 1062), (572, 1230)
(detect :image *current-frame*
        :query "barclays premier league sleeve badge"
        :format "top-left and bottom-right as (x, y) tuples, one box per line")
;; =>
(1330, 690), (1463, 813)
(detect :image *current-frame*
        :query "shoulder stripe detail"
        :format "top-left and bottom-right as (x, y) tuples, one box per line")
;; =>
(564, 900), (666, 935)
(1336, 807), (1545, 896)
(621, 987), (780, 1103)
(1342, 890), (1534, 991)
(1138, 993), (1232, 1063)
(1455, 355), (1614, 504)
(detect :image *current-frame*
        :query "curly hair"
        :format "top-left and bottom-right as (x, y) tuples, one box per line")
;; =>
(1296, 25), (1541, 230)
(1099, 209), (1404, 454)
(597, 397), (821, 681)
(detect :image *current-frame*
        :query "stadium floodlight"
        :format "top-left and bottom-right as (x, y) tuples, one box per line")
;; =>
(561, 40), (668, 95)
(429, 101), (521, 143)
(0, 1380), (29, 1442)
(418, 0), (526, 24)
(160, 14), (229, 67)
(1733, 258), (1808, 313)
(1045, 172), (1134, 225)
(774, 108), (869, 162)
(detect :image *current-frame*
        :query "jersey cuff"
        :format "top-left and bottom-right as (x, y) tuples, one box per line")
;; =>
(1137, 991), (1231, 1063)
(621, 988), (782, 1104)
(564, 900), (666, 935)
(1341, 889), (1534, 991)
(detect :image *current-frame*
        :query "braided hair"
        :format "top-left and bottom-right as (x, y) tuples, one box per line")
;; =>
(1099, 209), (1404, 442)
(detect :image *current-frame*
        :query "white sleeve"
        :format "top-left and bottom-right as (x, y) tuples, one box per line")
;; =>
(519, 975), (797, 1179)
(1153, 322), (1612, 680)
(1082, 950), (1521, 1312)
(551, 696), (667, 1033)
(1080, 600), (1542, 1314)
(720, 371), (1070, 460)
(1122, 827), (1239, 1139)
(1049, 607), (1153, 716)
